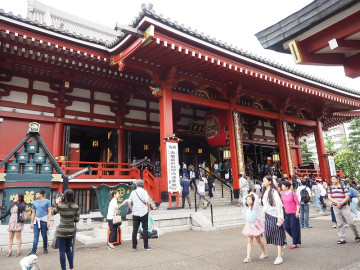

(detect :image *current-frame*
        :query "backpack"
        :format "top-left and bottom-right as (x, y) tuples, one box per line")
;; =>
(300, 188), (310, 204)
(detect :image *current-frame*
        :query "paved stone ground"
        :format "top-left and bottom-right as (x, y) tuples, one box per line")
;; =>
(2, 216), (360, 270)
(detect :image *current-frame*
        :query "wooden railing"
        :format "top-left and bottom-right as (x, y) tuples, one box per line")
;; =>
(0, 159), (161, 203)
(295, 169), (343, 179)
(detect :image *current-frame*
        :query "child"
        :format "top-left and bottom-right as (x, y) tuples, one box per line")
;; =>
(242, 193), (267, 263)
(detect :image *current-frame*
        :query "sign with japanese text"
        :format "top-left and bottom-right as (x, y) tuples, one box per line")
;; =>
(166, 142), (180, 193)
(328, 155), (337, 176)
(282, 120), (295, 176)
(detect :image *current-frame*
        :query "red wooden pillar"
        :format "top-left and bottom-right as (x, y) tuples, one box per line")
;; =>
(275, 118), (289, 177)
(117, 128), (124, 163)
(295, 136), (303, 165)
(159, 88), (173, 200)
(314, 119), (330, 182)
(227, 110), (239, 198)
(52, 122), (64, 158)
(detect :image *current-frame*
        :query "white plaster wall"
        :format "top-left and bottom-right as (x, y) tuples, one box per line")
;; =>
(33, 81), (56, 93)
(1, 91), (27, 104)
(94, 92), (112, 102)
(150, 113), (159, 122)
(196, 110), (206, 118)
(265, 129), (274, 137)
(126, 109), (146, 120)
(177, 117), (193, 126)
(254, 128), (263, 136)
(127, 98), (146, 108)
(66, 101), (90, 112)
(94, 104), (113, 116)
(1, 76), (28, 88)
(263, 120), (272, 128)
(32, 94), (55, 107)
(68, 88), (91, 99)
(180, 107), (193, 115)
(149, 102), (159, 110)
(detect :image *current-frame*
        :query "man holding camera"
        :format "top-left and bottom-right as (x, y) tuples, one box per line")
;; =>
(328, 176), (360, 244)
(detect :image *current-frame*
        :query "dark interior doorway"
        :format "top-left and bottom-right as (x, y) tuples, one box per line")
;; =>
(64, 125), (117, 163)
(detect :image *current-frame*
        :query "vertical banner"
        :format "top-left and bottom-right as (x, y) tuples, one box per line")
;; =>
(282, 120), (295, 176)
(166, 142), (180, 192)
(233, 111), (246, 175)
(327, 155), (337, 176)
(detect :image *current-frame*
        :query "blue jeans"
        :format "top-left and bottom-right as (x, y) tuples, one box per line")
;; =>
(351, 198), (359, 217)
(300, 204), (310, 227)
(31, 220), (48, 253)
(319, 196), (327, 210)
(313, 197), (322, 211)
(58, 237), (74, 270)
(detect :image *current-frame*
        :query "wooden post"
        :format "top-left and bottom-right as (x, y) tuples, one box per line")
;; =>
(314, 119), (330, 182)
(159, 87), (173, 201)
(117, 128), (124, 175)
(52, 122), (64, 158)
(275, 118), (289, 177)
(295, 136), (303, 166)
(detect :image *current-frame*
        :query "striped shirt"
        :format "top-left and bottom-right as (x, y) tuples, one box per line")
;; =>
(328, 185), (349, 202)
(52, 203), (80, 238)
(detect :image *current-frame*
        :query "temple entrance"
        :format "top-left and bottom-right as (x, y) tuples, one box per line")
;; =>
(125, 131), (160, 163)
(64, 125), (117, 163)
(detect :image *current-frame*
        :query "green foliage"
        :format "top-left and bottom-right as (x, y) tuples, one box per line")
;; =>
(324, 133), (337, 154)
(334, 119), (360, 179)
(334, 138), (357, 177)
(300, 141), (313, 164)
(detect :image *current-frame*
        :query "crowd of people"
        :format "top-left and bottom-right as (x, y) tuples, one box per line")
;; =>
(0, 188), (79, 270)
(1, 159), (360, 268)
(240, 173), (360, 265)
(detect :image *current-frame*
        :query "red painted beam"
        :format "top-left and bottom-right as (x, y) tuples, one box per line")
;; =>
(344, 52), (360, 78)
(329, 39), (360, 51)
(283, 115), (316, 127)
(172, 91), (229, 110)
(301, 10), (360, 53)
(276, 118), (289, 176)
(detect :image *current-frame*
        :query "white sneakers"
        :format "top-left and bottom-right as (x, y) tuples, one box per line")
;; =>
(274, 257), (283, 265)
(259, 253), (268, 259)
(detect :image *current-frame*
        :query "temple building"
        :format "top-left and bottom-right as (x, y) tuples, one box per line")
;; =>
(1, 0), (360, 211)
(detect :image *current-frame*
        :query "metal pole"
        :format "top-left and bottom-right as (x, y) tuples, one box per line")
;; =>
(194, 185), (197, 212)
(210, 204), (213, 226)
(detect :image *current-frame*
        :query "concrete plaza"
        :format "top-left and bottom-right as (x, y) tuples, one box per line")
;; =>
(2, 216), (360, 270)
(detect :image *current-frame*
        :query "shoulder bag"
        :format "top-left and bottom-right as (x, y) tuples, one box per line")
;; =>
(113, 210), (122, 226)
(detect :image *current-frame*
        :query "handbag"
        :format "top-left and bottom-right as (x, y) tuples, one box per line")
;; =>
(52, 227), (59, 249)
(113, 213), (122, 226)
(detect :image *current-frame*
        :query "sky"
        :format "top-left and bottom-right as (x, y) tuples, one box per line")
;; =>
(1, 0), (359, 91)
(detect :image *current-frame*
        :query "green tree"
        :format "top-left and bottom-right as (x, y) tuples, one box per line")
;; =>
(334, 138), (358, 178)
(324, 133), (337, 154)
(346, 118), (360, 178)
(300, 141), (313, 164)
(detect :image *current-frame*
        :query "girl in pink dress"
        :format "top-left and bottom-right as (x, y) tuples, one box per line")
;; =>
(242, 193), (267, 263)
(0, 193), (26, 257)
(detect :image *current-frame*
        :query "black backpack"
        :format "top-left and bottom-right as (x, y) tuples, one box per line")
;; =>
(300, 188), (310, 204)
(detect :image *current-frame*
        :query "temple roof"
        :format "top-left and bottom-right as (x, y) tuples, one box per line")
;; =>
(1, 1), (359, 97)
(255, 0), (360, 53)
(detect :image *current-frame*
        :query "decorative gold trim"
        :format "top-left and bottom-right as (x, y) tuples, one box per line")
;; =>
(109, 55), (115, 66)
(64, 81), (70, 88)
(288, 40), (303, 64)
(143, 25), (155, 44)
(52, 174), (62, 182)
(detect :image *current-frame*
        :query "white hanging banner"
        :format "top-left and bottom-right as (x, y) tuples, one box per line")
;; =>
(166, 142), (180, 193)
(328, 155), (337, 176)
